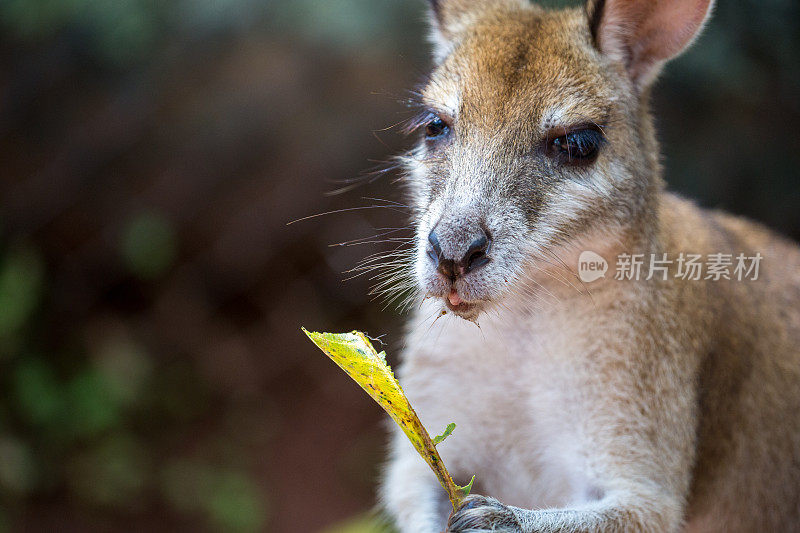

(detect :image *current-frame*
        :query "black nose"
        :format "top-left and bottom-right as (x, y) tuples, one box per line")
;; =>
(427, 227), (492, 280)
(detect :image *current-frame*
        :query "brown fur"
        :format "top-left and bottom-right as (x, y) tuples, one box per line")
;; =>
(380, 1), (800, 532)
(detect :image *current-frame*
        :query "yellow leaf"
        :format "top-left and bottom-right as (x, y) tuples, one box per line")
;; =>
(302, 328), (473, 511)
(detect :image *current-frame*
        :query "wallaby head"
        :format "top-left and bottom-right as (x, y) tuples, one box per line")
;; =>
(403, 0), (713, 320)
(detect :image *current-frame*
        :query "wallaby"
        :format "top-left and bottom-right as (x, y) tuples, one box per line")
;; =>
(378, 0), (800, 532)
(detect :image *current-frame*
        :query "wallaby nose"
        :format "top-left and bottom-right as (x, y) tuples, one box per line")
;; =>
(427, 227), (492, 280)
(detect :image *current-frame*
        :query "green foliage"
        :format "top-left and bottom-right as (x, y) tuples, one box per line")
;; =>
(160, 460), (268, 533)
(265, 0), (421, 53)
(0, 436), (37, 495)
(94, 337), (152, 407)
(0, 0), (161, 65)
(12, 358), (124, 441)
(304, 329), (474, 511)
(459, 475), (475, 497)
(322, 513), (396, 533)
(433, 422), (456, 445)
(12, 358), (61, 429)
(64, 368), (122, 439)
(205, 470), (268, 533)
(66, 433), (149, 507)
(0, 237), (267, 527)
(0, 246), (44, 347)
(0, 0), (426, 64)
(120, 212), (177, 280)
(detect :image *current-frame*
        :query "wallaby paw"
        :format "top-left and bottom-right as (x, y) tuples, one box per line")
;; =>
(447, 494), (522, 532)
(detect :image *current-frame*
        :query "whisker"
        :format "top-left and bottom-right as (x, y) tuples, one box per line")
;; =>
(324, 159), (403, 196)
(360, 197), (410, 207)
(286, 204), (408, 226)
(329, 229), (410, 247)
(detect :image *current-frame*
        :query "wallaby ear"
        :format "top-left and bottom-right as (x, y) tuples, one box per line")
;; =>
(428, 0), (530, 62)
(587, 0), (714, 89)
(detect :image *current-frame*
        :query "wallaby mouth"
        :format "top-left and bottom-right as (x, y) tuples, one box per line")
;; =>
(445, 288), (477, 315)
(437, 287), (484, 322)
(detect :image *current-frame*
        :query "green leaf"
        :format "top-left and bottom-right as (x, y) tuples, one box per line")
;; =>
(433, 422), (456, 445)
(303, 328), (474, 511)
(458, 475), (475, 497)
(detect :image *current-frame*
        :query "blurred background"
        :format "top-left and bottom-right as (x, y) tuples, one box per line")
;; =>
(0, 0), (798, 531)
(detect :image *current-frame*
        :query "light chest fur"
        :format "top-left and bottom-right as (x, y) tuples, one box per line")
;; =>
(401, 295), (609, 510)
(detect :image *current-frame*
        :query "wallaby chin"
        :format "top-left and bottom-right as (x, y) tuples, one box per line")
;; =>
(381, 1), (800, 532)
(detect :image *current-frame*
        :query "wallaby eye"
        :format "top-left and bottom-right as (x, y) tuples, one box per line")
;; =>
(424, 115), (450, 140)
(548, 127), (604, 165)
